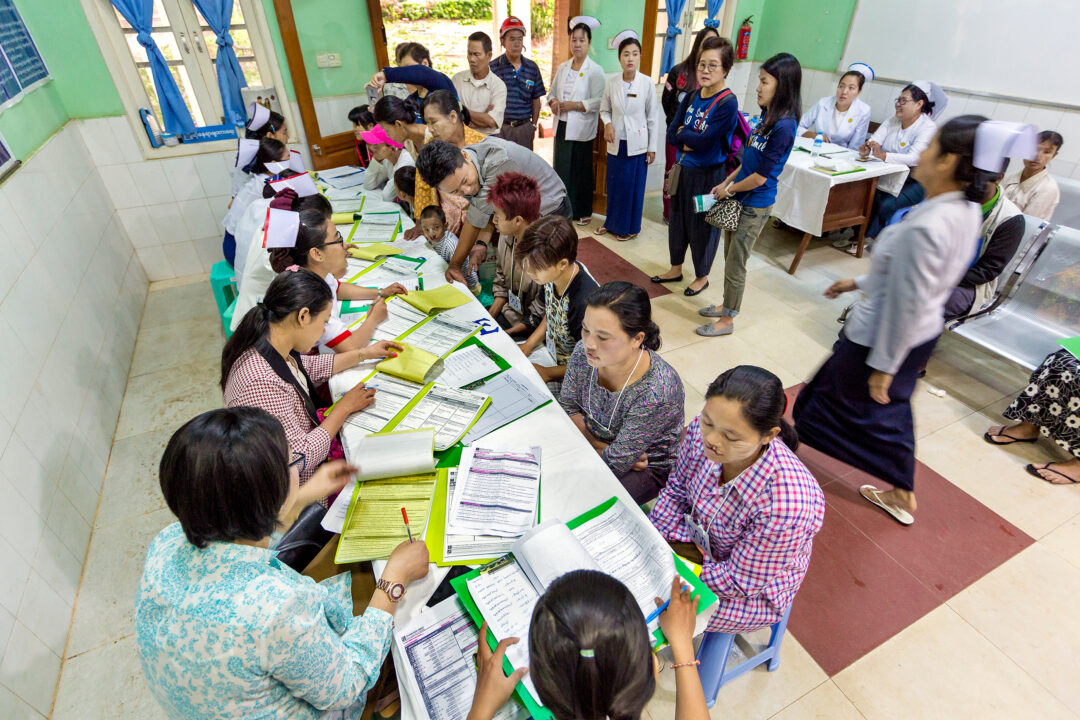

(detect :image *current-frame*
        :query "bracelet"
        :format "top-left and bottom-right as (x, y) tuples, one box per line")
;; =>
(670, 659), (700, 669)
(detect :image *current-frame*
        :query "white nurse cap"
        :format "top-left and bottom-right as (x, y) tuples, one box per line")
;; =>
(267, 172), (319, 197)
(613, 29), (640, 48)
(912, 80), (948, 120)
(569, 15), (600, 32)
(234, 138), (259, 169)
(974, 121), (1038, 172)
(263, 208), (300, 249)
(848, 62), (874, 84)
(247, 102), (271, 131)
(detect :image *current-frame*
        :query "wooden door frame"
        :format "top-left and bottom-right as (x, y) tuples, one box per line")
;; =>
(271, 0), (361, 169)
(364, 0), (391, 70)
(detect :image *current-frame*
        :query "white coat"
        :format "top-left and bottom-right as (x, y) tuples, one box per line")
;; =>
(599, 71), (661, 157)
(547, 55), (606, 142)
(223, 173), (269, 235)
(866, 114), (937, 167)
(797, 95), (872, 150)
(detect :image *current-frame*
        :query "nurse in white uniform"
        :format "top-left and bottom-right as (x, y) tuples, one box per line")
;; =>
(597, 29), (661, 239)
(797, 62), (873, 150)
(548, 15), (606, 225)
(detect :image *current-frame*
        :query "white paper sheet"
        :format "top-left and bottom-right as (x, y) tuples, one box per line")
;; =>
(442, 469), (518, 562)
(449, 446), (540, 537)
(372, 300), (431, 342)
(404, 315), (478, 358)
(344, 373), (425, 434)
(435, 345), (501, 388)
(467, 562), (542, 703)
(461, 370), (550, 445)
(394, 385), (489, 450)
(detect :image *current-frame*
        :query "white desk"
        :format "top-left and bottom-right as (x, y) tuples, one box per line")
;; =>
(327, 247), (667, 720)
(772, 137), (909, 274)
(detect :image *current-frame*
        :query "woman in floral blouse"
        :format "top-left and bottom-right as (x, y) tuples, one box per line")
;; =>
(135, 407), (430, 719)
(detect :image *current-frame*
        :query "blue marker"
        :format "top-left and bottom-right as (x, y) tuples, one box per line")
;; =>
(645, 584), (691, 624)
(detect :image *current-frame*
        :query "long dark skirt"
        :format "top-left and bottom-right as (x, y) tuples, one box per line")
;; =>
(604, 141), (648, 235)
(553, 120), (595, 221)
(793, 333), (940, 491)
(668, 164), (724, 278)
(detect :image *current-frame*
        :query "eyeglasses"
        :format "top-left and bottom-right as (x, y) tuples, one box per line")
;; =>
(696, 62), (722, 73)
(315, 230), (345, 249)
(289, 451), (307, 475)
(894, 97), (913, 106)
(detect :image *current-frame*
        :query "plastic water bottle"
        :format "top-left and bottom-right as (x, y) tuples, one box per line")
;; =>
(811, 132), (824, 160)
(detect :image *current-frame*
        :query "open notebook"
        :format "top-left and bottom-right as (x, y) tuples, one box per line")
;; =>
(451, 497), (717, 719)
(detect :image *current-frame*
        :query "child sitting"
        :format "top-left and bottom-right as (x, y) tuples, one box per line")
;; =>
(487, 172), (545, 338)
(518, 215), (599, 385)
(394, 165), (416, 217)
(348, 105), (376, 167)
(420, 205), (481, 294)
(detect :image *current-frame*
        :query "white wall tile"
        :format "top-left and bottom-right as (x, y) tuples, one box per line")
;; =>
(108, 116), (144, 164)
(178, 197), (219, 239)
(193, 152), (232, 197)
(163, 241), (204, 278)
(118, 207), (161, 250)
(16, 573), (71, 657)
(0, 684), (45, 720)
(31, 530), (81, 608)
(128, 161), (174, 206)
(135, 246), (174, 282)
(2, 434), (56, 522)
(208, 193), (232, 220)
(76, 118), (122, 167)
(45, 493), (91, 563)
(0, 314), (36, 428)
(1023, 106), (1064, 134)
(0, 622), (61, 716)
(146, 202), (190, 245)
(58, 461), (99, 528)
(0, 535), (30, 614)
(0, 605), (12, 659)
(192, 235), (223, 272)
(1053, 112), (1080, 164)
(162, 156), (205, 202)
(98, 164), (141, 210)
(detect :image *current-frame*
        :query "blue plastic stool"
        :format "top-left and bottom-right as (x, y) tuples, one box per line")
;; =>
(695, 602), (793, 707)
(221, 298), (236, 339)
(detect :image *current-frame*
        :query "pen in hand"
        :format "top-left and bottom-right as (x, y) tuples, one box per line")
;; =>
(401, 507), (413, 542)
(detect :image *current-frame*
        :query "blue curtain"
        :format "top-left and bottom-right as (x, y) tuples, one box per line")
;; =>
(192, 0), (248, 127)
(660, 0), (689, 75)
(705, 0), (724, 27)
(111, 0), (196, 136)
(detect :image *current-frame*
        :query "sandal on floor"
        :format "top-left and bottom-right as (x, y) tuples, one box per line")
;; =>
(695, 322), (733, 337)
(575, 218), (591, 226)
(595, 226), (609, 236)
(983, 426), (1038, 445)
(1025, 463), (1080, 485)
(651, 274), (683, 284)
(859, 485), (914, 525)
(684, 281), (709, 297)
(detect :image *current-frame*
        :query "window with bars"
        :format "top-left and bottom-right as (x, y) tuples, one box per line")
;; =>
(111, 0), (267, 129)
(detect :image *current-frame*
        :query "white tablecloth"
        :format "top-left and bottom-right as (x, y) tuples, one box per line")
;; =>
(326, 245), (704, 720)
(771, 136), (910, 236)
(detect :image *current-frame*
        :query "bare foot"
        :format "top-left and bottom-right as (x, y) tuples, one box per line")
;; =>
(986, 422), (1038, 442)
(1029, 460), (1080, 485)
(655, 266), (682, 281)
(687, 277), (709, 292)
(877, 488), (917, 514)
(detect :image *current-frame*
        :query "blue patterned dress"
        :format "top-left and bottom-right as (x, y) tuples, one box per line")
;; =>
(135, 523), (393, 719)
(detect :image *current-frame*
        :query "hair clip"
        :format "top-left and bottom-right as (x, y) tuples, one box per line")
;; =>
(285, 265), (300, 272)
(579, 648), (595, 658)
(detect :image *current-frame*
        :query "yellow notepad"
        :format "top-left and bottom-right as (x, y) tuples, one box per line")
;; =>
(335, 473), (439, 563)
(399, 284), (471, 314)
(331, 212), (360, 225)
(376, 343), (441, 384)
(348, 242), (402, 261)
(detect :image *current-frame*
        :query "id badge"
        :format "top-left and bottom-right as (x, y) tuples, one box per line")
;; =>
(508, 292), (523, 314)
(545, 334), (556, 358)
(683, 513), (712, 561)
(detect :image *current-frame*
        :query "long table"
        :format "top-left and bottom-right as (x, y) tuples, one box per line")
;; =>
(772, 136), (910, 274)
(325, 228), (674, 720)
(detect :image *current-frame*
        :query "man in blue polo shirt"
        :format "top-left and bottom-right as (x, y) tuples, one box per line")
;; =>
(489, 16), (546, 150)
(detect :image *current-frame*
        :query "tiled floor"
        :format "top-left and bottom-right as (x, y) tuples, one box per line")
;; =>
(51, 195), (1080, 718)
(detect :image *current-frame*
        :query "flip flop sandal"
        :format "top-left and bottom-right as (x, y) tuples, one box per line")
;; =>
(575, 218), (591, 226)
(983, 428), (1038, 445)
(859, 485), (914, 525)
(1025, 463), (1080, 485)
(595, 227), (609, 236)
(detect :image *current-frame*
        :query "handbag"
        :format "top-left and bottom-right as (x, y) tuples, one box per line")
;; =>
(665, 162), (682, 198)
(706, 197), (742, 231)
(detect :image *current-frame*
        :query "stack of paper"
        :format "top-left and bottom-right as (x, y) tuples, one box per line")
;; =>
(371, 300), (430, 342)
(435, 345), (501, 387)
(394, 384), (491, 450)
(322, 170), (366, 190)
(335, 474), (439, 563)
(377, 343), (442, 384)
(348, 242), (403, 261)
(461, 369), (552, 444)
(400, 285), (472, 314)
(401, 314), (480, 358)
(344, 373), (427, 434)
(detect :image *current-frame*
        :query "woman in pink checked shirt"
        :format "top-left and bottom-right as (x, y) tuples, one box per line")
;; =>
(650, 366), (824, 633)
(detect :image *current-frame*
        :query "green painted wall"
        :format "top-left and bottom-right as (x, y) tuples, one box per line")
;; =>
(0, 0), (123, 159)
(732, 0), (855, 71)
(260, 0), (379, 100)
(582, 0), (647, 73)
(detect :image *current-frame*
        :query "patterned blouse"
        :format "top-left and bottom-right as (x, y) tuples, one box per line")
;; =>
(223, 347), (335, 485)
(414, 125), (487, 234)
(559, 342), (685, 476)
(650, 420), (825, 632)
(135, 523), (393, 720)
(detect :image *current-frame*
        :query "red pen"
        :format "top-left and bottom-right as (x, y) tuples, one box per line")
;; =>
(401, 507), (413, 543)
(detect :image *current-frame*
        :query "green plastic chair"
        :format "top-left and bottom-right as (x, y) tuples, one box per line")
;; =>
(210, 261), (237, 337)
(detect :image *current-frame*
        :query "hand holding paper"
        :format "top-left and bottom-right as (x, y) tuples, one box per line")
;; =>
(376, 343), (442, 383)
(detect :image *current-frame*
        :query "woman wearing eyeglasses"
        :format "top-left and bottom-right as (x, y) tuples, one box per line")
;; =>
(224, 269), (404, 492)
(136, 407), (430, 719)
(843, 81), (945, 251)
(232, 189), (407, 352)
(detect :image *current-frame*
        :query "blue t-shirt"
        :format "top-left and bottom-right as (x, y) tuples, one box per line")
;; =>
(669, 90), (739, 169)
(734, 116), (797, 207)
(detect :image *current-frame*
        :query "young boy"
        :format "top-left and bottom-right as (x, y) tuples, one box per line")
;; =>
(517, 215), (599, 385)
(1003, 130), (1064, 221)
(394, 165), (415, 216)
(487, 172), (545, 338)
(420, 205), (481, 294)
(348, 105), (375, 167)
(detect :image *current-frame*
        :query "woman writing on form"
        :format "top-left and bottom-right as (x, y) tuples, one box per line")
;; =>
(597, 30), (662, 240)
(548, 15), (606, 226)
(797, 62), (873, 150)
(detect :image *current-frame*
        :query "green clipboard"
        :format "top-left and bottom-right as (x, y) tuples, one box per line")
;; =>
(450, 497), (718, 718)
(1057, 336), (1080, 360)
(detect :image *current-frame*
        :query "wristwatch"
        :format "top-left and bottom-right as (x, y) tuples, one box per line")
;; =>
(376, 578), (406, 602)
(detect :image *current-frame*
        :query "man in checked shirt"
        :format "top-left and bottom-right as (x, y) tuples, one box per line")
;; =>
(650, 366), (824, 632)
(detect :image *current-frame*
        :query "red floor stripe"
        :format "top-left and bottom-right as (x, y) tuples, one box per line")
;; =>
(576, 236), (672, 299)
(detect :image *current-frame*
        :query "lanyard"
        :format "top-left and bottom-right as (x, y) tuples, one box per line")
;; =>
(586, 349), (644, 433)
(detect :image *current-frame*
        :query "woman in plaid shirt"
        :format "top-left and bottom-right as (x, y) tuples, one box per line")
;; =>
(222, 269), (401, 493)
(650, 366), (824, 633)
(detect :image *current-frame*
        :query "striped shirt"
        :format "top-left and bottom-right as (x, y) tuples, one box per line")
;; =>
(490, 54), (545, 121)
(649, 419), (825, 632)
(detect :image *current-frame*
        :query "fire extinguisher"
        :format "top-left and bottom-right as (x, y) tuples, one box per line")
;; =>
(736, 15), (753, 60)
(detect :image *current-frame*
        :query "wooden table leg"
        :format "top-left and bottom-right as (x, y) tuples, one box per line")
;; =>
(788, 232), (814, 275)
(854, 177), (879, 259)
